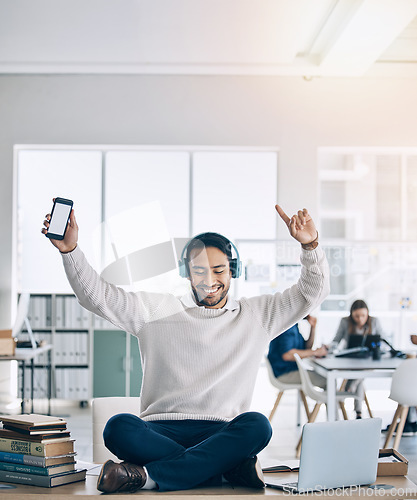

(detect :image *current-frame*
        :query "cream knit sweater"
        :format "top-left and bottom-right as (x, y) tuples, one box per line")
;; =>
(62, 245), (329, 422)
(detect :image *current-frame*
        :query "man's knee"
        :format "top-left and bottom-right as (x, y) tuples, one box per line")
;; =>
(234, 412), (273, 442)
(103, 413), (142, 445)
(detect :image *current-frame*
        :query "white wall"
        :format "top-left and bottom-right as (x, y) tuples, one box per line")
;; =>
(1, 74), (417, 325)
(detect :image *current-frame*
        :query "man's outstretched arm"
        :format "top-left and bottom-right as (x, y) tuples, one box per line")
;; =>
(42, 202), (162, 334)
(245, 205), (330, 338)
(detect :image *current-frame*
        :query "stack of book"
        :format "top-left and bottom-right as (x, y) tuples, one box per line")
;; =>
(0, 413), (86, 487)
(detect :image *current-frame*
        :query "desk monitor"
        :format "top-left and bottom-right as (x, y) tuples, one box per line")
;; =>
(348, 334), (381, 349)
(266, 418), (382, 493)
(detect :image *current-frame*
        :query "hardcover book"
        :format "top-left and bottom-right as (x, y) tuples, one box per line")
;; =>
(0, 437), (74, 457)
(0, 468), (86, 487)
(3, 423), (67, 434)
(0, 461), (75, 476)
(0, 414), (66, 428)
(0, 428), (70, 443)
(262, 459), (300, 473)
(0, 451), (76, 467)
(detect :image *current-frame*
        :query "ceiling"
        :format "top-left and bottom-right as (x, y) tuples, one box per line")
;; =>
(1, 0), (417, 77)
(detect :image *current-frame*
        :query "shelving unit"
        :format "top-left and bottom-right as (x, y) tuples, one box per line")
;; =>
(20, 293), (91, 404)
(19, 293), (143, 403)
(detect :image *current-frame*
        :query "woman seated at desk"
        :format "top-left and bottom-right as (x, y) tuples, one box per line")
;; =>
(331, 299), (385, 420)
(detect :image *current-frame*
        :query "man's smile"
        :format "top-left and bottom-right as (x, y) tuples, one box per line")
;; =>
(199, 285), (222, 296)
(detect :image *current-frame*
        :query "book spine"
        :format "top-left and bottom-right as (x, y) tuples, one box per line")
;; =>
(0, 462), (50, 475)
(0, 468), (50, 487)
(0, 438), (45, 456)
(0, 451), (46, 466)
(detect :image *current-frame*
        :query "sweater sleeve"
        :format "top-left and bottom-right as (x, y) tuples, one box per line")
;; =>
(244, 245), (330, 340)
(332, 317), (348, 345)
(61, 246), (165, 335)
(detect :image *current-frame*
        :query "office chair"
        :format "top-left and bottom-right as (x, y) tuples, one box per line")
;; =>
(339, 378), (373, 418)
(383, 358), (417, 450)
(265, 356), (310, 423)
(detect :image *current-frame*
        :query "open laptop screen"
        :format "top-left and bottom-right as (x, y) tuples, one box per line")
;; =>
(266, 418), (381, 493)
(348, 334), (381, 349)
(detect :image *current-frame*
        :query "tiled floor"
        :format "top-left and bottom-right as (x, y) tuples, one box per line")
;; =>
(37, 363), (417, 484)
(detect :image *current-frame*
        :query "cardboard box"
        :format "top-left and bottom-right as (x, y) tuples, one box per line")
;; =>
(0, 339), (15, 356)
(377, 449), (408, 476)
(0, 329), (12, 339)
(0, 330), (15, 355)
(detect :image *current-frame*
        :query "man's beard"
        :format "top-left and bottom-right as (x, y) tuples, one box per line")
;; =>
(191, 283), (230, 308)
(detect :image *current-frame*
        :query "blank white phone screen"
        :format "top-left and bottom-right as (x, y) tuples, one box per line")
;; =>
(49, 203), (71, 235)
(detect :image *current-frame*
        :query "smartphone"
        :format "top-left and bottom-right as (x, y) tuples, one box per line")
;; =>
(46, 197), (73, 240)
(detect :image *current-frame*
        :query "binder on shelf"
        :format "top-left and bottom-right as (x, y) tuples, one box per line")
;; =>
(81, 368), (89, 399)
(66, 370), (73, 400)
(61, 334), (69, 365)
(73, 333), (79, 365)
(54, 333), (62, 364)
(45, 296), (52, 328)
(28, 299), (36, 329)
(55, 369), (63, 399)
(74, 369), (80, 399)
(55, 296), (64, 328)
(69, 334), (76, 365)
(74, 301), (83, 329)
(80, 307), (90, 329)
(63, 297), (70, 328)
(42, 298), (47, 329)
(80, 333), (88, 365)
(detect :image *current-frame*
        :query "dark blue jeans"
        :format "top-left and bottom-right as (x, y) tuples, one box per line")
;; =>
(103, 411), (272, 491)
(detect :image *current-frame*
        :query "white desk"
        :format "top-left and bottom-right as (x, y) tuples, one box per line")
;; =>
(1, 473), (417, 498)
(310, 356), (403, 421)
(0, 345), (53, 414)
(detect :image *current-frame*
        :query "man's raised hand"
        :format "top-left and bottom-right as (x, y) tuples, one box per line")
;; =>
(275, 205), (318, 246)
(42, 199), (79, 254)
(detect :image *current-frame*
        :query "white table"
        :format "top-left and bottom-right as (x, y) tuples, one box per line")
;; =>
(309, 356), (403, 421)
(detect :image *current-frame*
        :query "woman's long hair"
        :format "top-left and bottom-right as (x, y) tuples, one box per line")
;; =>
(348, 299), (372, 335)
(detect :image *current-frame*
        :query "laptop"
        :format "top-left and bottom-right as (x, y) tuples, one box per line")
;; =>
(265, 418), (382, 493)
(348, 334), (381, 350)
(335, 346), (370, 358)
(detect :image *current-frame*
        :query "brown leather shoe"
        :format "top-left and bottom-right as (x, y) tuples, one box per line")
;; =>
(97, 459), (146, 493)
(224, 456), (265, 489)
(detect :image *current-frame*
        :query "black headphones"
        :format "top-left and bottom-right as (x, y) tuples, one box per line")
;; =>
(178, 233), (242, 279)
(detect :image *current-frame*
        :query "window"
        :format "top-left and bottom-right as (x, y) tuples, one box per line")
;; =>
(318, 149), (417, 241)
(17, 150), (102, 293)
(16, 147), (278, 294)
(193, 152), (277, 240)
(318, 148), (417, 349)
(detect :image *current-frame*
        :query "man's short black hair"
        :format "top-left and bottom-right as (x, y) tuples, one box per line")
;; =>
(185, 232), (233, 262)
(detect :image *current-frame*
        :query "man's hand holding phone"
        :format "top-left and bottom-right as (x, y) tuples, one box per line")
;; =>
(42, 198), (78, 253)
